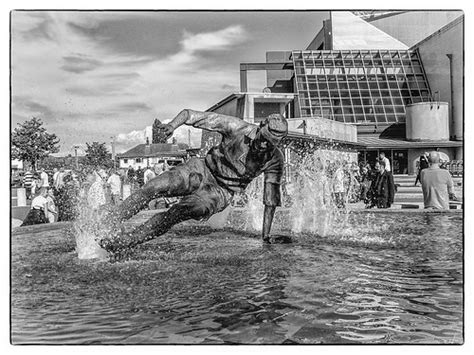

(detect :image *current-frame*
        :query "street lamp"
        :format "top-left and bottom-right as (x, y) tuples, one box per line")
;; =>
(73, 145), (79, 169)
(110, 136), (116, 168)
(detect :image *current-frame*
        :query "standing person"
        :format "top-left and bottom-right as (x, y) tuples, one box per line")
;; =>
(21, 187), (49, 226)
(52, 168), (59, 188)
(54, 167), (65, 189)
(153, 162), (164, 176)
(348, 161), (360, 202)
(414, 154), (429, 186)
(136, 166), (144, 188)
(420, 151), (457, 209)
(332, 161), (345, 208)
(100, 110), (288, 253)
(143, 166), (156, 185)
(367, 161), (395, 209)
(379, 152), (391, 172)
(45, 188), (57, 223)
(40, 168), (50, 187)
(126, 166), (135, 184)
(31, 172), (43, 198)
(359, 165), (371, 203)
(87, 173), (107, 210)
(23, 169), (34, 200)
(107, 169), (122, 206)
(56, 174), (80, 221)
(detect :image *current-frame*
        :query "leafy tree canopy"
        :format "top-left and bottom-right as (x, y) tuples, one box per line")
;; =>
(85, 141), (112, 168)
(11, 117), (60, 169)
(152, 118), (168, 144)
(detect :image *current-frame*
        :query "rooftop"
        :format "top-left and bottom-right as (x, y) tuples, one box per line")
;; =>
(119, 143), (189, 158)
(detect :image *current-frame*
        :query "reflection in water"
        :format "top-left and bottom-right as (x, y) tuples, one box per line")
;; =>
(11, 213), (462, 344)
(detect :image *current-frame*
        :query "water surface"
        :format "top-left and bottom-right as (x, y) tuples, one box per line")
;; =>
(11, 212), (463, 344)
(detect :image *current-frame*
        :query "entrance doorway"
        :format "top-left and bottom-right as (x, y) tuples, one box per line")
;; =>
(392, 150), (408, 174)
(359, 149), (408, 174)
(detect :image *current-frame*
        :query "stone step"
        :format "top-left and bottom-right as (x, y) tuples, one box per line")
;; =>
(394, 193), (424, 199)
(392, 203), (423, 209)
(396, 186), (423, 193)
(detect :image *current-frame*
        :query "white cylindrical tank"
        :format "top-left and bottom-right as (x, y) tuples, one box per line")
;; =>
(406, 102), (449, 141)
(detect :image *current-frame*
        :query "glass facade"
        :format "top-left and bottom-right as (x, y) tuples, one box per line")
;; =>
(292, 50), (432, 124)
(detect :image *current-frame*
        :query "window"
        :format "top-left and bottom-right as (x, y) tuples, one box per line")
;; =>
(123, 158), (128, 164)
(292, 49), (431, 124)
(136, 158), (142, 163)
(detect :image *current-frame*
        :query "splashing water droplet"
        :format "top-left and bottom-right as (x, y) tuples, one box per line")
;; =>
(73, 198), (110, 260)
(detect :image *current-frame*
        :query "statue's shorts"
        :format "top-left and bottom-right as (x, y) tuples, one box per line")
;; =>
(169, 157), (233, 220)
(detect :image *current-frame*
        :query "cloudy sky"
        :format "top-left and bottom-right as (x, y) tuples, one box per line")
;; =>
(11, 11), (328, 155)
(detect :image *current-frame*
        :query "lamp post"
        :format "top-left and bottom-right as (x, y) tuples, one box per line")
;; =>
(73, 145), (79, 170)
(111, 136), (116, 168)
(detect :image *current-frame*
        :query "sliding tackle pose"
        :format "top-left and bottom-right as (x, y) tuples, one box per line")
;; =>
(100, 109), (288, 253)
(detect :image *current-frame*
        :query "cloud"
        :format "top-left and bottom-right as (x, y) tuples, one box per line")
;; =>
(168, 25), (247, 66)
(115, 102), (152, 112)
(116, 126), (151, 144)
(12, 12), (56, 42)
(182, 25), (246, 53)
(61, 54), (103, 73)
(12, 96), (56, 121)
(114, 124), (202, 153)
(11, 13), (246, 154)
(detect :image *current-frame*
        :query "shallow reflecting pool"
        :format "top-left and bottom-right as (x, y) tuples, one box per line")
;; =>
(11, 212), (463, 344)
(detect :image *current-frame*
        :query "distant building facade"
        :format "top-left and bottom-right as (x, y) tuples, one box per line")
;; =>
(118, 139), (189, 170)
(211, 11), (463, 175)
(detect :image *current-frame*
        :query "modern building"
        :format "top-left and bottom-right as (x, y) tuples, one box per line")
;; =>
(207, 11), (463, 175)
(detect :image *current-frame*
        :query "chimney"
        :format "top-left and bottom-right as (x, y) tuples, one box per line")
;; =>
(146, 137), (150, 145)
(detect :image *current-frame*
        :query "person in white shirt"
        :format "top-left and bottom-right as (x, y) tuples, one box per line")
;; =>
(40, 168), (50, 187)
(332, 161), (345, 208)
(107, 169), (122, 205)
(52, 168), (59, 187)
(21, 187), (49, 226)
(144, 166), (156, 185)
(87, 173), (107, 210)
(379, 152), (391, 172)
(46, 188), (57, 223)
(54, 167), (65, 189)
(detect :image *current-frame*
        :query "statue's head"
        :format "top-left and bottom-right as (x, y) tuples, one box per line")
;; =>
(253, 114), (288, 152)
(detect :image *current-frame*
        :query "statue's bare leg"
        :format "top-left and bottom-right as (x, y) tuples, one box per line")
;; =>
(100, 182), (232, 253)
(115, 166), (203, 222)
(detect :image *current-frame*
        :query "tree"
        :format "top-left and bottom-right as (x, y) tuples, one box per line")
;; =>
(11, 117), (60, 169)
(152, 118), (168, 144)
(85, 141), (112, 168)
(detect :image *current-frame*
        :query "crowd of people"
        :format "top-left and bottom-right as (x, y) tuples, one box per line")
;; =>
(17, 149), (460, 227)
(19, 162), (171, 227)
(290, 152), (396, 210)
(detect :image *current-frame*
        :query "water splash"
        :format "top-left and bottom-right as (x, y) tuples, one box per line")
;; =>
(240, 147), (355, 238)
(73, 199), (109, 260)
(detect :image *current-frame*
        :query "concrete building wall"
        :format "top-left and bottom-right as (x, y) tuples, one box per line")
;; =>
(209, 96), (244, 118)
(287, 117), (358, 143)
(415, 16), (463, 140)
(330, 12), (408, 50)
(306, 18), (332, 50)
(370, 11), (463, 48)
(406, 102), (449, 141)
(266, 51), (293, 93)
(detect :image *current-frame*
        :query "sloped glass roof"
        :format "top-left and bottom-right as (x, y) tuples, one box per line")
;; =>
(292, 50), (432, 124)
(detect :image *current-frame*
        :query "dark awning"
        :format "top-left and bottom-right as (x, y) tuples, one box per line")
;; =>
(358, 136), (463, 150)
